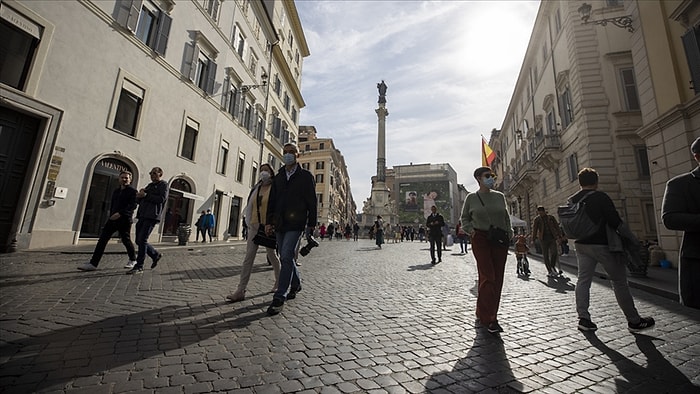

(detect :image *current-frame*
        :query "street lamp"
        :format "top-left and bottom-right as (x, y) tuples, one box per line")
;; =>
(241, 71), (268, 92)
(578, 2), (634, 33)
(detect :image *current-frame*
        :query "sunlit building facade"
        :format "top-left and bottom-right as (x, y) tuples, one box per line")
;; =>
(0, 0), (308, 251)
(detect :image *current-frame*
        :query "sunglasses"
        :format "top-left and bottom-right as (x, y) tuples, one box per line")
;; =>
(482, 173), (496, 179)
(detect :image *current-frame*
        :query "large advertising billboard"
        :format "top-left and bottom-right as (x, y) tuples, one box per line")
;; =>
(398, 181), (451, 225)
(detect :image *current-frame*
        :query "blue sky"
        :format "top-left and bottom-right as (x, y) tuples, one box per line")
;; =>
(296, 1), (540, 210)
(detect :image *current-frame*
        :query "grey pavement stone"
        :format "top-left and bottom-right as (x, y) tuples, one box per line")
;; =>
(1, 240), (699, 393)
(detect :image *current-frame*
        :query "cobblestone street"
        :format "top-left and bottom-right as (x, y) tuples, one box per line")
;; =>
(1, 239), (699, 393)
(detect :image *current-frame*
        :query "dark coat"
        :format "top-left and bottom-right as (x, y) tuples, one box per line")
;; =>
(571, 190), (621, 245)
(136, 180), (168, 222)
(266, 165), (317, 232)
(662, 166), (700, 259)
(426, 213), (445, 238)
(110, 185), (137, 223)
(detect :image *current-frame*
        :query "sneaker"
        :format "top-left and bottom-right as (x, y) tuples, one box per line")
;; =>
(124, 261), (136, 269)
(266, 298), (284, 315)
(487, 321), (504, 333)
(151, 253), (163, 269)
(628, 317), (655, 333)
(78, 262), (97, 271)
(286, 286), (302, 300)
(578, 318), (598, 331)
(126, 267), (143, 275)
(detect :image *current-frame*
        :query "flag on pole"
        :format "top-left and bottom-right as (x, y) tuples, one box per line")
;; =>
(482, 137), (496, 167)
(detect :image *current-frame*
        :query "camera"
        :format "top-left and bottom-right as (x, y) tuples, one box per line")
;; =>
(299, 235), (319, 256)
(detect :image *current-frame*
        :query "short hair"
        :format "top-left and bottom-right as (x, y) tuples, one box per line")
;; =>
(150, 167), (163, 176)
(578, 167), (599, 187)
(119, 170), (132, 177)
(473, 166), (492, 180)
(260, 163), (274, 173)
(692, 137), (700, 154)
(283, 143), (299, 153)
(537, 206), (545, 212)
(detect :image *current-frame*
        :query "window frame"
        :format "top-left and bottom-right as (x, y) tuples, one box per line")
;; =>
(619, 67), (640, 111)
(179, 117), (199, 161)
(107, 71), (148, 138)
(236, 151), (246, 183)
(217, 139), (229, 175)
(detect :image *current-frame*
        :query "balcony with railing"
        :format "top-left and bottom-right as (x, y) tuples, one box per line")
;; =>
(533, 134), (562, 169)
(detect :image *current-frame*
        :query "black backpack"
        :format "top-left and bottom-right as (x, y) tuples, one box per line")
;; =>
(557, 191), (598, 239)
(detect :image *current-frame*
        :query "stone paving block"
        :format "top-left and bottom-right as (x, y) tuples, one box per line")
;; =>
(2, 242), (700, 393)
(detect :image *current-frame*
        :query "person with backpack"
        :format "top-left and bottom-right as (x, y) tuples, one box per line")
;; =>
(532, 206), (563, 277)
(568, 167), (655, 333)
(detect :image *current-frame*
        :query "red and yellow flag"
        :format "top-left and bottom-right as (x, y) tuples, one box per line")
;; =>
(482, 137), (496, 167)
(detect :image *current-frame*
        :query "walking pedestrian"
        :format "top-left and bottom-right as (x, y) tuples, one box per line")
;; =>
(661, 137), (700, 309)
(461, 166), (512, 333)
(127, 167), (167, 274)
(353, 222), (360, 241)
(418, 225), (425, 242)
(319, 223), (326, 240)
(78, 171), (137, 271)
(456, 220), (467, 254)
(327, 222), (334, 241)
(265, 143), (317, 316)
(195, 210), (206, 242)
(374, 215), (384, 248)
(532, 206), (562, 277)
(345, 223), (352, 240)
(426, 205), (445, 264)
(203, 209), (215, 242)
(227, 164), (281, 302)
(570, 167), (655, 332)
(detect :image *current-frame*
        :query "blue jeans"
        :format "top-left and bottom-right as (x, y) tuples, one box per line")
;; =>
(134, 218), (159, 269)
(273, 230), (303, 300)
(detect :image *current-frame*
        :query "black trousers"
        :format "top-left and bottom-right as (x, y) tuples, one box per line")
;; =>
(429, 234), (442, 262)
(680, 256), (700, 309)
(89, 218), (136, 266)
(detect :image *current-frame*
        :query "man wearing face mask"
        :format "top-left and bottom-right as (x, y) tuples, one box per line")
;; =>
(227, 163), (281, 302)
(265, 143), (317, 315)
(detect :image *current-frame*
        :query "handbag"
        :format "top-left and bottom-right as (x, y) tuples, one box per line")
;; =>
(251, 184), (277, 249)
(476, 192), (511, 248)
(487, 225), (510, 247)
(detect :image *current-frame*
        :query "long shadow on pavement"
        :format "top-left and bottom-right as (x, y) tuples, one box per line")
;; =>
(582, 332), (699, 392)
(426, 327), (519, 392)
(0, 301), (266, 392)
(537, 276), (575, 294)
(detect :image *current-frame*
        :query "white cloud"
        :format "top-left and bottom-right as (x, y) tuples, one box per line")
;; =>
(297, 0), (539, 210)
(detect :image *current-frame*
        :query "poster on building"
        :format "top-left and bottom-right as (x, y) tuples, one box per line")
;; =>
(398, 181), (451, 224)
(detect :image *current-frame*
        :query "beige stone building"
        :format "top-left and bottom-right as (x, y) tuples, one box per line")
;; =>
(495, 0), (700, 267)
(496, 0), (653, 245)
(0, 0), (308, 251)
(297, 126), (356, 229)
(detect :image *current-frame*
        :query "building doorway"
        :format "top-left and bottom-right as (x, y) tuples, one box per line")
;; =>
(0, 106), (41, 252)
(80, 158), (134, 237)
(228, 196), (241, 237)
(164, 178), (193, 235)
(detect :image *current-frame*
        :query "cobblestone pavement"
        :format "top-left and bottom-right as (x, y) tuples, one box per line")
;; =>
(1, 239), (699, 394)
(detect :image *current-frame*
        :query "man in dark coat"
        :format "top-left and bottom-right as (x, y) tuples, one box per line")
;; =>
(128, 167), (168, 274)
(265, 143), (317, 315)
(662, 137), (700, 309)
(78, 171), (137, 271)
(426, 205), (445, 264)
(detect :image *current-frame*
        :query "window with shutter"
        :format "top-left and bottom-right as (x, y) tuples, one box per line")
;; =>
(682, 27), (700, 95)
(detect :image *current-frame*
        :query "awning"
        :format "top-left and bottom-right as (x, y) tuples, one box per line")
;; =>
(171, 189), (206, 201)
(510, 215), (527, 227)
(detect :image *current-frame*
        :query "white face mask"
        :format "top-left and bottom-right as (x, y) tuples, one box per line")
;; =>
(283, 153), (296, 165)
(260, 171), (271, 181)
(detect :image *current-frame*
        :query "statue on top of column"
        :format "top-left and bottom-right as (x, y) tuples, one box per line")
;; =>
(377, 80), (387, 104)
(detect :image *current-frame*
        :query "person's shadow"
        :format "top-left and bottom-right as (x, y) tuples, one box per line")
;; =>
(426, 326), (520, 392)
(582, 332), (699, 392)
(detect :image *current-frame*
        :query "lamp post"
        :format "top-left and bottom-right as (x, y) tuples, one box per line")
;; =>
(578, 2), (634, 33)
(240, 71), (268, 93)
